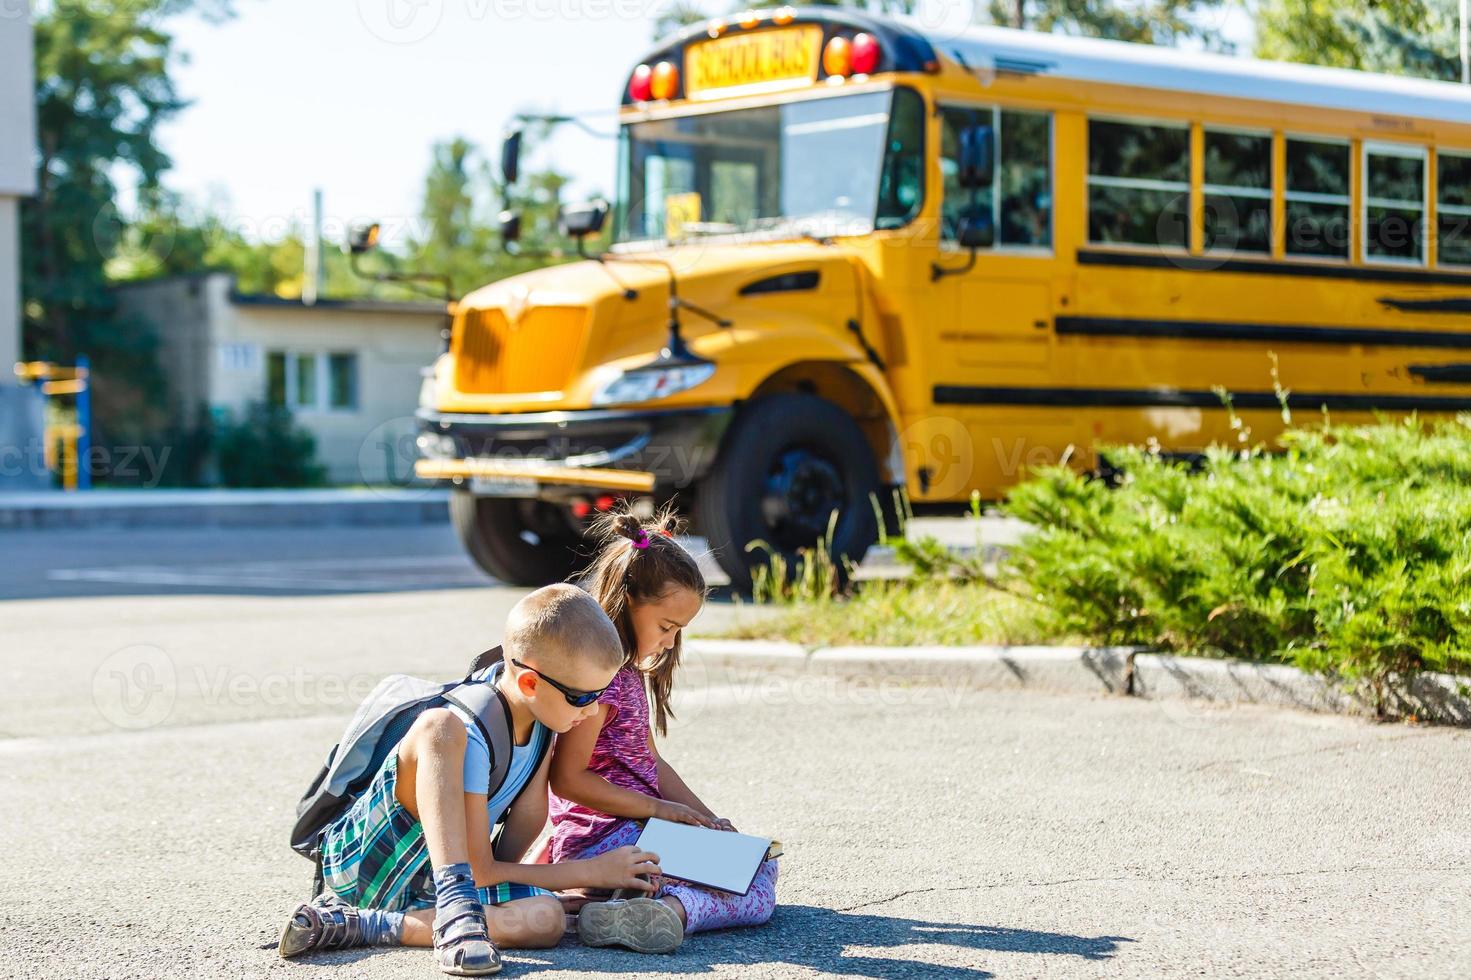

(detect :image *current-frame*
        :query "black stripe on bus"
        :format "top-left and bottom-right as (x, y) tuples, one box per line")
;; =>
(932, 385), (1471, 413)
(1053, 315), (1471, 350)
(1409, 363), (1471, 383)
(1075, 248), (1471, 287)
(1379, 297), (1471, 314)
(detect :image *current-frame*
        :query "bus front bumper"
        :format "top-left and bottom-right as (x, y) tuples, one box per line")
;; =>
(412, 405), (733, 496)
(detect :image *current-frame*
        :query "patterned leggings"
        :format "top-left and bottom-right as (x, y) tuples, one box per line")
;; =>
(572, 819), (779, 935)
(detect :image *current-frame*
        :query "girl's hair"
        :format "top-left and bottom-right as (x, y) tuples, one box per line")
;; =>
(580, 503), (707, 735)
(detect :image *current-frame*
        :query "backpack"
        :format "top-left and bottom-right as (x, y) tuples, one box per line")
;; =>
(290, 646), (547, 872)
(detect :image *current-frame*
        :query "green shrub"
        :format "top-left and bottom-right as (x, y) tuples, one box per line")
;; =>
(212, 401), (326, 488)
(1002, 415), (1471, 687)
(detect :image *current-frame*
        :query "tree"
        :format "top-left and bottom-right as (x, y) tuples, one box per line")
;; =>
(985, 1), (1231, 46)
(1255, 0), (1458, 80)
(663, 1), (1229, 47)
(23, 0), (233, 452)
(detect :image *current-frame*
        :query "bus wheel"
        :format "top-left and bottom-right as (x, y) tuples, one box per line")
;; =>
(449, 492), (586, 586)
(697, 393), (880, 594)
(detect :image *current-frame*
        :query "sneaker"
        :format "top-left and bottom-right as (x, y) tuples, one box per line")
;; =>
(577, 897), (684, 954)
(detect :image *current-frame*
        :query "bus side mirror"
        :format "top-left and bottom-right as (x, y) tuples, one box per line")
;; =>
(958, 125), (995, 189)
(347, 222), (381, 255)
(559, 200), (608, 238)
(498, 209), (521, 245)
(500, 130), (523, 186)
(957, 212), (995, 250)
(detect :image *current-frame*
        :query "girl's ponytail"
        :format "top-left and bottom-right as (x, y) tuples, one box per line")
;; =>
(579, 503), (707, 735)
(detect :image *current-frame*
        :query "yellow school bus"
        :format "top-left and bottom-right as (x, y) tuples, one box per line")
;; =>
(411, 6), (1471, 589)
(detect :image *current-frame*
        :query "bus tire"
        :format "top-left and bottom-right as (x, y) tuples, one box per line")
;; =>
(696, 393), (881, 594)
(449, 492), (586, 587)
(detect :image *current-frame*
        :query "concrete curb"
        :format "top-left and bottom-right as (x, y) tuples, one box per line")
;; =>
(683, 639), (1471, 726)
(685, 640), (1133, 696)
(0, 489), (451, 529)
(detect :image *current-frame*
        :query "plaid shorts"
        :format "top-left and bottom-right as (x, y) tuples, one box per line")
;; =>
(320, 750), (551, 912)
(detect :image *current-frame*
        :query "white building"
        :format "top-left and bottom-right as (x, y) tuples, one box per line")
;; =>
(0, 1), (44, 491)
(114, 272), (447, 485)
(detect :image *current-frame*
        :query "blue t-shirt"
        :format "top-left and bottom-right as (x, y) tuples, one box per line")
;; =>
(446, 701), (550, 827)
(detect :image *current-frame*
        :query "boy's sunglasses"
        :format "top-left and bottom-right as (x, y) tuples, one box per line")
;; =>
(511, 658), (609, 707)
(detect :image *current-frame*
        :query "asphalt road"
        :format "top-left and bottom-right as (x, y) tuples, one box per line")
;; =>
(3, 528), (1469, 979)
(0, 514), (1020, 600)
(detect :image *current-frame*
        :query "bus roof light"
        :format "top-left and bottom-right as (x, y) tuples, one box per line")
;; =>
(650, 61), (679, 100)
(822, 35), (851, 77)
(628, 64), (652, 102)
(850, 32), (880, 74)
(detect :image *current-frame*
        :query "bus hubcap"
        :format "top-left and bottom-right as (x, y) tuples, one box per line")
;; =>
(761, 448), (845, 549)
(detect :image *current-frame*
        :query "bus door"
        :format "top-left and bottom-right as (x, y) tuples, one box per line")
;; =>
(927, 102), (1069, 494)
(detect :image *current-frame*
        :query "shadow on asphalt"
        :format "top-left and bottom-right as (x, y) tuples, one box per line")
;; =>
(519, 904), (1132, 977)
(294, 904), (1133, 975)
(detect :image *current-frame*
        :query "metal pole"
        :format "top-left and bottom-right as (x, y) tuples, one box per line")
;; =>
(303, 189), (324, 305)
(75, 354), (91, 490)
(1462, 0), (1469, 84)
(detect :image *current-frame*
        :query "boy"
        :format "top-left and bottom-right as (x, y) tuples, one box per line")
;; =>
(278, 584), (665, 976)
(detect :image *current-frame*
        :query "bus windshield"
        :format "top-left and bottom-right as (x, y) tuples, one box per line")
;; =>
(615, 88), (923, 244)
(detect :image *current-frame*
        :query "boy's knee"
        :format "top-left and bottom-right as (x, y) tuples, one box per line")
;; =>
(496, 896), (565, 949)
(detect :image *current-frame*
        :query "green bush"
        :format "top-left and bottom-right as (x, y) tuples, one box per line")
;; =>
(1002, 415), (1471, 687)
(212, 402), (326, 488)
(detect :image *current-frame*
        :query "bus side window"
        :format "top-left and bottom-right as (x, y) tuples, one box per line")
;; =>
(1364, 144), (1426, 264)
(876, 88), (925, 230)
(1284, 138), (1350, 259)
(1203, 129), (1272, 255)
(1087, 119), (1190, 248)
(941, 106), (1052, 247)
(1438, 151), (1471, 266)
(940, 107), (991, 242)
(999, 110), (1051, 248)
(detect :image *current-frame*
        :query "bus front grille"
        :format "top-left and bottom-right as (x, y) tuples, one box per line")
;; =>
(453, 306), (587, 394)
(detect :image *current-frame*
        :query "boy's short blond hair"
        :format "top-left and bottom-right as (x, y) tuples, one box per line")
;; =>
(503, 583), (624, 672)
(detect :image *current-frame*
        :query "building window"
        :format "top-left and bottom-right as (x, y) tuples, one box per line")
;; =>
(1284, 137), (1350, 259)
(940, 105), (1053, 248)
(1087, 119), (1189, 248)
(1438, 151), (1471, 266)
(264, 350), (359, 412)
(328, 353), (358, 410)
(1203, 129), (1272, 254)
(293, 353), (318, 409)
(1364, 143), (1426, 264)
(266, 351), (288, 407)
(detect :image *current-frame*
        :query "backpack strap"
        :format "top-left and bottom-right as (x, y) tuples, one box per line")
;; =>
(441, 662), (515, 803)
(465, 645), (504, 682)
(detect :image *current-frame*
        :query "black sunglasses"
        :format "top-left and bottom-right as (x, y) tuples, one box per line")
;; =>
(511, 658), (609, 707)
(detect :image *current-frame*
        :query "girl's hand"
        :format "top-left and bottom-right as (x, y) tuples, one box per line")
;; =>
(585, 846), (661, 893)
(653, 799), (719, 829)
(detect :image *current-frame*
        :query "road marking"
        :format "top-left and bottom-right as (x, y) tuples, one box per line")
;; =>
(48, 555), (487, 592)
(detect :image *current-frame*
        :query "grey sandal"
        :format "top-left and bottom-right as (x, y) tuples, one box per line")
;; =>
(278, 894), (367, 959)
(433, 899), (502, 976)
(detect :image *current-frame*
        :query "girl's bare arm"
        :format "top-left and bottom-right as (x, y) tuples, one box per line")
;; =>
(549, 704), (716, 827)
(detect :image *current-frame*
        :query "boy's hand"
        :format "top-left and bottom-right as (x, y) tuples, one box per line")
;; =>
(586, 846), (662, 893)
(713, 817), (737, 833)
(653, 799), (719, 829)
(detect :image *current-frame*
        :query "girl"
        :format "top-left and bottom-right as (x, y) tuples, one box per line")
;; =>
(549, 509), (779, 954)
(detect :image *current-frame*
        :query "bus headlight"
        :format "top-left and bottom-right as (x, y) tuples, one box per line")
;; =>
(592, 362), (716, 406)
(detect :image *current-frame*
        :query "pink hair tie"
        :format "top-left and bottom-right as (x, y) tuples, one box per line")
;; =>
(632, 529), (652, 550)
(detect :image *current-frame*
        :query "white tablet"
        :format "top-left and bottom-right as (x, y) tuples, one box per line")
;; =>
(634, 818), (774, 896)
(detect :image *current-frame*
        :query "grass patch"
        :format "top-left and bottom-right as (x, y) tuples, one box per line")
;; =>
(721, 390), (1471, 700)
(721, 578), (1056, 648)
